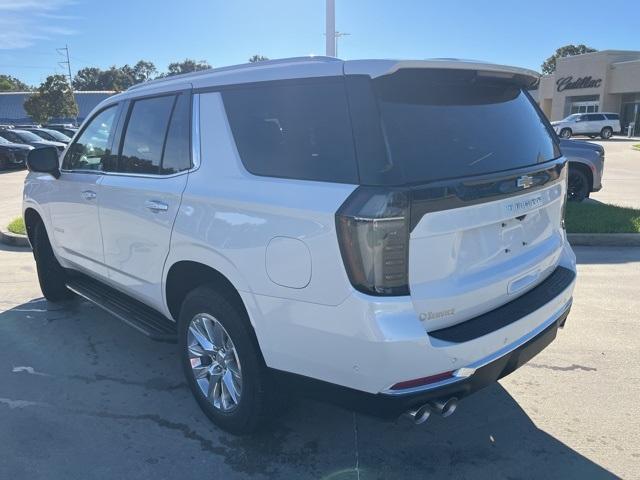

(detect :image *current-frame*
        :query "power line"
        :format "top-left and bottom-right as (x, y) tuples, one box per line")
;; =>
(56, 44), (73, 86)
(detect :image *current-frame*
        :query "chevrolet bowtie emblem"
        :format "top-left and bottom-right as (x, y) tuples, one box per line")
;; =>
(516, 175), (534, 189)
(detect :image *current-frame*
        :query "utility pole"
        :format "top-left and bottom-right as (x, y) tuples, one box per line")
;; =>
(325, 0), (336, 56)
(56, 44), (77, 125)
(56, 44), (73, 86)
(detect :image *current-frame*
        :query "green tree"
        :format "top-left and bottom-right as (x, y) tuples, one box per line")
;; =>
(0, 74), (30, 91)
(126, 60), (157, 83)
(541, 44), (597, 75)
(73, 60), (157, 91)
(24, 74), (78, 124)
(248, 54), (269, 63)
(166, 59), (211, 76)
(73, 67), (104, 90)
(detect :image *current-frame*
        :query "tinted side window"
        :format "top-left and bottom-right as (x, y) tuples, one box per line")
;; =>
(222, 79), (358, 184)
(161, 93), (191, 174)
(119, 95), (174, 174)
(0, 131), (21, 143)
(604, 114), (619, 120)
(586, 114), (605, 121)
(63, 105), (117, 171)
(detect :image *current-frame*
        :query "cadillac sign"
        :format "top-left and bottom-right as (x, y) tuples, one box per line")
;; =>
(556, 75), (602, 92)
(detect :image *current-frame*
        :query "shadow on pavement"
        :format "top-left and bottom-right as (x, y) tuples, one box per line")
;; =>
(574, 245), (640, 265)
(0, 297), (616, 480)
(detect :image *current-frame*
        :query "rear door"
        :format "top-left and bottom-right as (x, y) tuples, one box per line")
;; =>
(357, 68), (566, 331)
(98, 90), (192, 309)
(587, 113), (606, 134)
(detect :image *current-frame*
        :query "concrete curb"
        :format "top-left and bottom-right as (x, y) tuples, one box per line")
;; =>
(568, 233), (640, 247)
(0, 228), (30, 248)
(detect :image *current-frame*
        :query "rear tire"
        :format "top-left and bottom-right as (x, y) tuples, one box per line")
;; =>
(600, 127), (613, 140)
(179, 285), (278, 434)
(567, 168), (590, 202)
(559, 128), (572, 139)
(32, 221), (74, 301)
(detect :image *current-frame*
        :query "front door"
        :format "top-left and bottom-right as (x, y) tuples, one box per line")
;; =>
(48, 104), (119, 278)
(98, 91), (192, 310)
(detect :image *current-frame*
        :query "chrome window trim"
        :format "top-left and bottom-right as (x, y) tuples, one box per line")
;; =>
(380, 298), (573, 396)
(60, 92), (201, 179)
(191, 93), (201, 170)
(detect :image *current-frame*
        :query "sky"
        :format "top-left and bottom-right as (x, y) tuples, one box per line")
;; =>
(0, 0), (638, 86)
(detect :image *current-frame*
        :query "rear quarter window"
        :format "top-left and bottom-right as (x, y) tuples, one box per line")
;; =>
(221, 79), (358, 184)
(604, 114), (619, 120)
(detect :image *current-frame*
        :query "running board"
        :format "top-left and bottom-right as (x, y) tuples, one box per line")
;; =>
(66, 275), (177, 343)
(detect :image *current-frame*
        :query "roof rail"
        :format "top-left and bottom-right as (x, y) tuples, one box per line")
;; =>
(126, 56), (341, 92)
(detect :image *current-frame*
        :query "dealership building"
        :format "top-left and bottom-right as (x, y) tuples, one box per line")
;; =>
(535, 50), (640, 136)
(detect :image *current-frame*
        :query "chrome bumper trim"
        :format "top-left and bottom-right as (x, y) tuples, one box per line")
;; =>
(381, 299), (572, 396)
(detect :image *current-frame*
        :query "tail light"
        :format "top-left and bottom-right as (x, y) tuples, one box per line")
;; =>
(560, 164), (568, 229)
(335, 187), (410, 296)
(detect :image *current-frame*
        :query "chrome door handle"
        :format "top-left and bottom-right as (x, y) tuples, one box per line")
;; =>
(145, 200), (169, 212)
(81, 190), (97, 200)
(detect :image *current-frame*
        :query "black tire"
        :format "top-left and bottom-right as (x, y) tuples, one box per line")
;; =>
(567, 168), (590, 202)
(32, 221), (74, 301)
(559, 128), (572, 139)
(179, 285), (277, 434)
(600, 127), (613, 140)
(0, 154), (8, 170)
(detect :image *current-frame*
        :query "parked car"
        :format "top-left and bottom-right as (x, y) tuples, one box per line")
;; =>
(45, 124), (79, 138)
(0, 135), (32, 170)
(560, 139), (605, 202)
(23, 58), (576, 434)
(551, 113), (621, 139)
(24, 127), (72, 144)
(0, 129), (66, 153)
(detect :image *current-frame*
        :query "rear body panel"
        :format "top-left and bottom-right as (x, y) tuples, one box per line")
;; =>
(410, 178), (566, 331)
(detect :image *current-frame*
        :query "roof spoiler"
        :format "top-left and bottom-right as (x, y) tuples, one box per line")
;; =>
(344, 59), (540, 89)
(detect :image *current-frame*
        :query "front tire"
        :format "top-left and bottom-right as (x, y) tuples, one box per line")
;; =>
(568, 169), (590, 202)
(179, 285), (277, 434)
(32, 221), (74, 301)
(559, 128), (572, 139)
(600, 127), (613, 140)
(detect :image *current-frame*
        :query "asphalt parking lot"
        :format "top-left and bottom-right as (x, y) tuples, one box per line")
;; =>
(1, 242), (638, 479)
(0, 140), (639, 479)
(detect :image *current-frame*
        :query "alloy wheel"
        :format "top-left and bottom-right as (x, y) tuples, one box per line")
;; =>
(187, 313), (242, 412)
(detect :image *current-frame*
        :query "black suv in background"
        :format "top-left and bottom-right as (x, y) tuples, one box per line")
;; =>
(0, 135), (32, 170)
(0, 129), (66, 152)
(24, 127), (72, 144)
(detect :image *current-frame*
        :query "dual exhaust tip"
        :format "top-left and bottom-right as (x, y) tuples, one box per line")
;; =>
(405, 397), (458, 425)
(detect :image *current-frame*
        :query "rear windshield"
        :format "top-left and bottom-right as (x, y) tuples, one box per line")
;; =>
(369, 70), (559, 184)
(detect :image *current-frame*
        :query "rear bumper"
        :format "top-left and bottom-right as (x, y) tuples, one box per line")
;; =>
(274, 302), (570, 419)
(248, 243), (577, 398)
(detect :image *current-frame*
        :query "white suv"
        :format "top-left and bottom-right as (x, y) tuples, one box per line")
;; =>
(23, 58), (576, 433)
(551, 112), (621, 139)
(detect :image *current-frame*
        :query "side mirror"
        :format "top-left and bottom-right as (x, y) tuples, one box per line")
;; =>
(27, 146), (60, 179)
